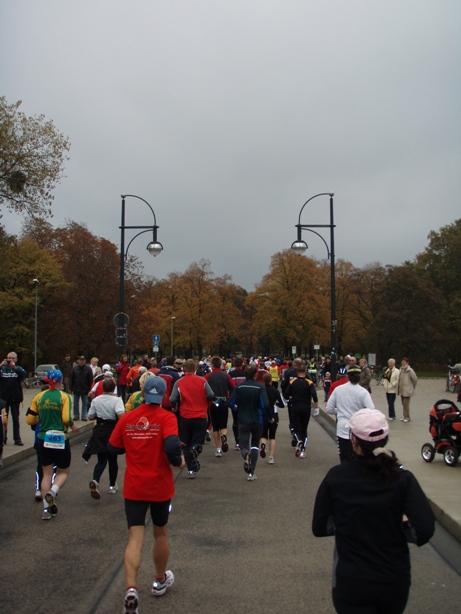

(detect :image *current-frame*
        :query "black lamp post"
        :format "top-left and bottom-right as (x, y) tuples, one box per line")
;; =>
(33, 278), (39, 375)
(291, 192), (337, 380)
(116, 194), (163, 356)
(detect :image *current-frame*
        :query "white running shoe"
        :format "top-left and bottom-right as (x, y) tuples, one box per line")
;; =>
(215, 448), (223, 457)
(268, 456), (274, 464)
(187, 471), (196, 479)
(300, 451), (306, 459)
(108, 484), (118, 494)
(152, 570), (175, 596)
(124, 587), (139, 613)
(42, 508), (52, 521)
(35, 489), (42, 502)
(247, 473), (257, 481)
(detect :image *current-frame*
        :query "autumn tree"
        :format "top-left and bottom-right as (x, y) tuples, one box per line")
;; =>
(0, 97), (70, 218)
(247, 250), (329, 357)
(0, 228), (65, 369)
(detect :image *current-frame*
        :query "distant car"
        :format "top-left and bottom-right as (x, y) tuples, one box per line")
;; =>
(35, 364), (59, 383)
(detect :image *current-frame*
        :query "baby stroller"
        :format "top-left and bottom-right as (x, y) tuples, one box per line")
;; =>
(421, 399), (461, 466)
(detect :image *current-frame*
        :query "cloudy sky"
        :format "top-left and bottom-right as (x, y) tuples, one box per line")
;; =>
(2, 1), (460, 291)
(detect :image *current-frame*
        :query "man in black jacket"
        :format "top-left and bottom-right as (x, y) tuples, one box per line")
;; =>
(0, 351), (27, 445)
(69, 356), (93, 421)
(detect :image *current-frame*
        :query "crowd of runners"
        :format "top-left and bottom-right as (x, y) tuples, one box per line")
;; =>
(1, 352), (435, 614)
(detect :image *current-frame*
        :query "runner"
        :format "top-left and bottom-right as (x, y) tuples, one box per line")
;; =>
(229, 365), (274, 481)
(313, 408), (435, 613)
(26, 369), (78, 520)
(108, 375), (185, 613)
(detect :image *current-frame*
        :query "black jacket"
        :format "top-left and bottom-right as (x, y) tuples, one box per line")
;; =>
(70, 364), (93, 395)
(312, 455), (435, 588)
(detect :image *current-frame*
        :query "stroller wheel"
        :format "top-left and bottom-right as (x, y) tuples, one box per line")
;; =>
(443, 446), (459, 467)
(421, 443), (435, 463)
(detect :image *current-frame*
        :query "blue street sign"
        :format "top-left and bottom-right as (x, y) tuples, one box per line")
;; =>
(153, 335), (160, 344)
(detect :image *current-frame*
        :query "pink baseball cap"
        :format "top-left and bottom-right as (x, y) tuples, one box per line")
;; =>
(347, 409), (389, 442)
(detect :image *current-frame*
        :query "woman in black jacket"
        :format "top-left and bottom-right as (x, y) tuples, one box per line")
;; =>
(312, 408), (435, 614)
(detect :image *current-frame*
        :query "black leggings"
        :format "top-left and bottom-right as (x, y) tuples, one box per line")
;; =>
(93, 453), (118, 487)
(332, 583), (409, 614)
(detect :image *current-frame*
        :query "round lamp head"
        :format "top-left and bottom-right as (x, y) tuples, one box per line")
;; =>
(291, 240), (308, 254)
(147, 241), (163, 256)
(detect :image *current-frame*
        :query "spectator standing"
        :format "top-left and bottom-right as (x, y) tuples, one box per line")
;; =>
(312, 408), (435, 614)
(0, 351), (27, 445)
(359, 358), (372, 392)
(70, 356), (94, 421)
(108, 376), (185, 613)
(90, 357), (102, 378)
(398, 358), (418, 423)
(383, 358), (400, 421)
(60, 353), (73, 392)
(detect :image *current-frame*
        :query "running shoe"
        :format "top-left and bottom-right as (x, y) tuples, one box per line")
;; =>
(300, 451), (306, 459)
(215, 448), (223, 457)
(220, 434), (229, 453)
(243, 453), (252, 474)
(152, 570), (175, 596)
(260, 443), (266, 458)
(42, 508), (52, 521)
(89, 479), (100, 500)
(108, 484), (118, 494)
(268, 456), (274, 464)
(295, 441), (303, 458)
(45, 490), (57, 510)
(206, 430), (212, 442)
(247, 473), (257, 481)
(187, 471), (196, 479)
(35, 490), (42, 502)
(124, 587), (139, 613)
(190, 447), (201, 473)
(235, 443), (240, 451)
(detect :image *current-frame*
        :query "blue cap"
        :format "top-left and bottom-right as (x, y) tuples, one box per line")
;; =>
(143, 376), (166, 404)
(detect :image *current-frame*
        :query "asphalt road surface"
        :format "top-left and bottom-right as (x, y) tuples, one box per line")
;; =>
(1, 412), (460, 614)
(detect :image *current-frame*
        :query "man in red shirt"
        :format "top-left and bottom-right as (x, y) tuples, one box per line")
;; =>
(170, 359), (215, 478)
(109, 376), (185, 613)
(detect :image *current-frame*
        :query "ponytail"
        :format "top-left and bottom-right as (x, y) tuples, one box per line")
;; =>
(354, 435), (400, 484)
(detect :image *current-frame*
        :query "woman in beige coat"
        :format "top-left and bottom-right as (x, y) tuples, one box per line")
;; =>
(397, 358), (418, 422)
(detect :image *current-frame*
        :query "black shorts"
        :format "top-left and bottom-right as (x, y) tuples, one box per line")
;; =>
(37, 439), (71, 469)
(124, 498), (171, 528)
(209, 403), (229, 431)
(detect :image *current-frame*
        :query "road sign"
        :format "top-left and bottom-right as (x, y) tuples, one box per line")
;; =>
(153, 347), (159, 353)
(153, 334), (160, 344)
(113, 313), (130, 327)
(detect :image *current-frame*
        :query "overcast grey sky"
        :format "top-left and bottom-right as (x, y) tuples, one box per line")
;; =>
(2, 1), (460, 291)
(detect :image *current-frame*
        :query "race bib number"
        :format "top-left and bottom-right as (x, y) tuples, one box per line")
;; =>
(44, 430), (65, 449)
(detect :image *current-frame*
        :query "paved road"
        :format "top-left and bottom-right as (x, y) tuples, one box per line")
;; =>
(1, 387), (461, 613)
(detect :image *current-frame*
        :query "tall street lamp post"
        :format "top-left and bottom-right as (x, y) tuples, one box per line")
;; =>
(170, 316), (175, 356)
(116, 194), (163, 356)
(290, 192), (337, 380)
(33, 278), (39, 375)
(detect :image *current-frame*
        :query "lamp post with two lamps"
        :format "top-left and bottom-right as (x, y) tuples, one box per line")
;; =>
(33, 278), (39, 376)
(290, 192), (337, 380)
(116, 194), (163, 356)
